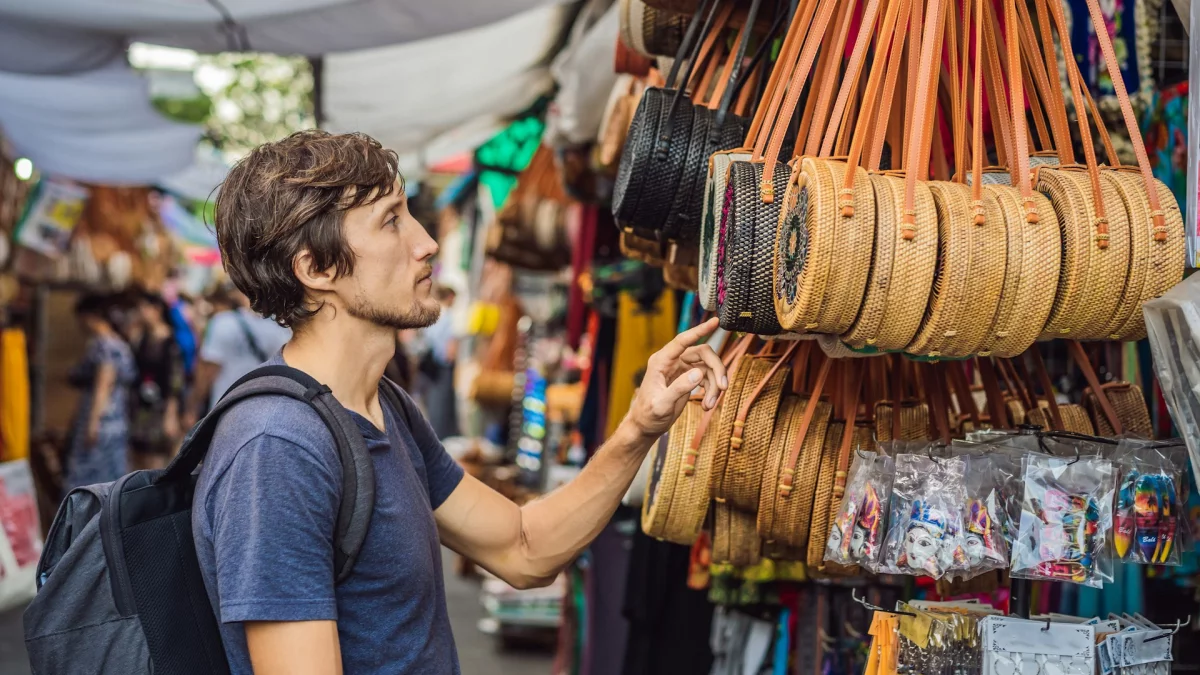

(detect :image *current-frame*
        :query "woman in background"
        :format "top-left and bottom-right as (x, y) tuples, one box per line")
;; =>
(129, 290), (185, 469)
(66, 294), (137, 490)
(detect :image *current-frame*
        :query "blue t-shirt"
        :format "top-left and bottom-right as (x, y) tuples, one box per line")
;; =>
(192, 355), (465, 674)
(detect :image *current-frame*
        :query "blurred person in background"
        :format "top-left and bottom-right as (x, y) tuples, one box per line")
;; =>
(66, 294), (137, 490)
(419, 285), (459, 439)
(183, 285), (290, 428)
(129, 290), (186, 469)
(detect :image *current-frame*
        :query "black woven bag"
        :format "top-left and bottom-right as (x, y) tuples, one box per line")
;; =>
(612, 0), (715, 235)
(716, 159), (792, 335)
(661, 0), (772, 243)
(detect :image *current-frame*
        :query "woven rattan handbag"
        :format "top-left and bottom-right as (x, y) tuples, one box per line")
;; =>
(901, 0), (1008, 359)
(642, 336), (753, 544)
(974, 0), (1061, 358)
(874, 355), (933, 441)
(1072, 0), (1186, 340)
(775, 0), (907, 341)
(710, 341), (797, 511)
(717, 0), (838, 334)
(1020, 347), (1096, 435)
(837, 0), (938, 351)
(1029, 0), (1132, 341)
(712, 501), (762, 566)
(806, 362), (870, 569)
(1061, 340), (1154, 439)
(757, 353), (834, 549)
(613, 0), (728, 236)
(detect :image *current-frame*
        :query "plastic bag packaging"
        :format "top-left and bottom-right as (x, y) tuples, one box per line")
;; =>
(876, 443), (969, 579)
(1010, 453), (1116, 588)
(825, 450), (894, 569)
(1112, 438), (1189, 566)
(953, 440), (1026, 551)
(1143, 274), (1199, 492)
(954, 451), (1012, 580)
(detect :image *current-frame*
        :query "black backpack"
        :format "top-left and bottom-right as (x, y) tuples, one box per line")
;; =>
(24, 366), (406, 674)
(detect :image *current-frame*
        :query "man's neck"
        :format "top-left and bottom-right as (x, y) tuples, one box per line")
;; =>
(282, 313), (395, 427)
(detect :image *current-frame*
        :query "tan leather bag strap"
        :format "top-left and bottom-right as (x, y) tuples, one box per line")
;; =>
(920, 363), (953, 443)
(900, 0), (947, 230)
(820, 0), (887, 157)
(1042, 0), (1111, 249)
(1027, 348), (1064, 431)
(947, 362), (981, 428)
(683, 334), (755, 475)
(870, 0), (915, 171)
(791, 340), (816, 394)
(834, 361), (868, 502)
(890, 354), (904, 440)
(729, 341), (801, 449)
(977, 357), (1008, 427)
(802, 0), (859, 157)
(1031, 0), (1075, 164)
(1080, 0), (1167, 234)
(748, 0), (814, 156)
(981, 3), (1013, 170)
(1003, 0), (1040, 222)
(760, 0), (842, 198)
(842, 0), (912, 214)
(1066, 340), (1123, 435)
(968, 0), (985, 219)
(1015, 0), (1072, 157)
(779, 356), (834, 497)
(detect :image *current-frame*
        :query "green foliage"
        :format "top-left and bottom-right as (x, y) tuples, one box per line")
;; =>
(152, 94), (214, 124)
(197, 53), (315, 157)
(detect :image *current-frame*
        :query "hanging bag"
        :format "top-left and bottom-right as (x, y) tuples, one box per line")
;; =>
(716, 0), (841, 334)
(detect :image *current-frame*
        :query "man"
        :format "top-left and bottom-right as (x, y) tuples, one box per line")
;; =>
(418, 285), (459, 438)
(196, 130), (727, 675)
(183, 285), (290, 427)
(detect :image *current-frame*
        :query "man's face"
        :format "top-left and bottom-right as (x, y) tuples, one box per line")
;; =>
(334, 179), (440, 330)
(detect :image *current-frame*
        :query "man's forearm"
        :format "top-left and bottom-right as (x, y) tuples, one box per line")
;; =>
(514, 421), (654, 584)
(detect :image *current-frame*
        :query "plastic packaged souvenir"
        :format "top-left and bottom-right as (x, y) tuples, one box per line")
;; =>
(825, 450), (894, 569)
(876, 444), (969, 579)
(1011, 454), (1116, 588)
(1112, 438), (1188, 566)
(958, 452), (1011, 579)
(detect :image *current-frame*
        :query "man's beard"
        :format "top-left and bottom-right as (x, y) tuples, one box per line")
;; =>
(346, 292), (440, 330)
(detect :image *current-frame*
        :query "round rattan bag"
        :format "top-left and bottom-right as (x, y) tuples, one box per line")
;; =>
(712, 502), (762, 566)
(906, 181), (1009, 357)
(1100, 171), (1186, 341)
(709, 348), (793, 511)
(974, 185), (1060, 358)
(841, 173), (937, 351)
(773, 158), (875, 336)
(1035, 167), (1132, 340)
(641, 398), (719, 544)
(700, 150), (751, 311)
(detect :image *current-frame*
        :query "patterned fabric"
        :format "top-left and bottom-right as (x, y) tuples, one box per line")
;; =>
(66, 335), (137, 490)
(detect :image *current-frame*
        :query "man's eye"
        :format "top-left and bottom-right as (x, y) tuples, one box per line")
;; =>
(385, 216), (398, 228)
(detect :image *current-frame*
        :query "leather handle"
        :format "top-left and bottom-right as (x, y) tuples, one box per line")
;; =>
(1003, 0), (1040, 222)
(682, 335), (756, 475)
(946, 362), (981, 427)
(819, 0), (886, 158)
(778, 356), (834, 497)
(729, 341), (800, 449)
(1066, 340), (1123, 435)
(1040, 0), (1110, 248)
(801, 0), (859, 158)
(746, 0), (813, 155)
(1079, 0), (1167, 235)
(977, 357), (1009, 428)
(833, 361), (868, 502)
(890, 353), (904, 441)
(1027, 349), (1064, 431)
(900, 0), (947, 231)
(758, 0), (842, 199)
(920, 363), (953, 444)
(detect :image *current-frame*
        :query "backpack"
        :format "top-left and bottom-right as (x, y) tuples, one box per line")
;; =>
(24, 365), (408, 674)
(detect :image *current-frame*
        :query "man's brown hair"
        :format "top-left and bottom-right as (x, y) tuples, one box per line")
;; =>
(214, 130), (401, 328)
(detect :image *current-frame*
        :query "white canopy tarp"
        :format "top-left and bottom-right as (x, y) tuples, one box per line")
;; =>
(0, 0), (558, 75)
(0, 58), (202, 185)
(323, 2), (567, 168)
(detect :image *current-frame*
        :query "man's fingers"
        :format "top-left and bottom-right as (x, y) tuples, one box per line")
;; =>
(682, 344), (728, 389)
(666, 367), (706, 403)
(658, 317), (720, 361)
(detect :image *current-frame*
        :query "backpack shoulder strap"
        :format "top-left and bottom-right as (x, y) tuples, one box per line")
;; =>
(161, 365), (375, 583)
(378, 377), (414, 430)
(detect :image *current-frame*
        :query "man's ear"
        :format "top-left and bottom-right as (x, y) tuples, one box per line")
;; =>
(293, 249), (337, 294)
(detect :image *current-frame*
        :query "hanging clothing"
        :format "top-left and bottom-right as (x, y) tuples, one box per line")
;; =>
(66, 335), (137, 490)
(606, 291), (677, 439)
(622, 527), (715, 675)
(0, 328), (29, 462)
(130, 330), (185, 457)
